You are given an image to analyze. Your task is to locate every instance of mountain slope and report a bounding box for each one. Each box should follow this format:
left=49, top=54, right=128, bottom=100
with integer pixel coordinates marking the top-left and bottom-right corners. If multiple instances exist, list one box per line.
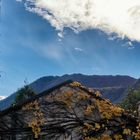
left=30, top=74, right=136, bottom=103
left=0, top=74, right=137, bottom=110
left=31, top=74, right=136, bottom=92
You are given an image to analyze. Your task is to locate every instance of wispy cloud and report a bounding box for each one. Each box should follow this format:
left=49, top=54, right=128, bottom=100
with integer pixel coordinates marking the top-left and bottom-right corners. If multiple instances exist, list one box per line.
left=16, top=0, right=22, bottom=2
left=41, top=44, right=63, bottom=60
left=122, top=41, right=135, bottom=49
left=74, top=47, right=83, bottom=52
left=17, top=0, right=140, bottom=42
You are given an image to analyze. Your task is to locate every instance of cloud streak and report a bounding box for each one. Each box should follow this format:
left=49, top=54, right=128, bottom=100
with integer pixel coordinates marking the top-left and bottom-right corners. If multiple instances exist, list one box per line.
left=18, top=0, right=140, bottom=41
left=74, top=47, right=83, bottom=52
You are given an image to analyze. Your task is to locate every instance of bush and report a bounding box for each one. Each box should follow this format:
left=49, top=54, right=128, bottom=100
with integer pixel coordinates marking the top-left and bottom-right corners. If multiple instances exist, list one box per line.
left=120, top=87, right=140, bottom=111
left=14, top=85, right=36, bottom=104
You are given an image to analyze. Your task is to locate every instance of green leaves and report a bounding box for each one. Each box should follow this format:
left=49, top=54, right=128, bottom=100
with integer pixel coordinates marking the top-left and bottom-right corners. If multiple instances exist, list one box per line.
left=14, top=85, right=36, bottom=104
left=120, top=87, right=140, bottom=111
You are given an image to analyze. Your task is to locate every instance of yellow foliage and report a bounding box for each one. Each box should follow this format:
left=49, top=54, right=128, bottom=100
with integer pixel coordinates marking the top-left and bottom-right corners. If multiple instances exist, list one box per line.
left=70, top=81, right=82, bottom=87
left=77, top=92, right=90, bottom=100
left=100, top=134, right=112, bottom=140
left=133, top=123, right=140, bottom=139
left=85, top=105, right=95, bottom=116
left=95, top=91, right=101, bottom=97
left=123, top=128, right=131, bottom=135
left=113, top=134, right=123, bottom=140
left=55, top=89, right=90, bottom=109
left=55, top=90, right=74, bottom=108
left=84, top=123, right=94, bottom=130
left=95, top=123, right=100, bottom=130
left=22, top=100, right=45, bottom=138
left=95, top=99, right=124, bottom=119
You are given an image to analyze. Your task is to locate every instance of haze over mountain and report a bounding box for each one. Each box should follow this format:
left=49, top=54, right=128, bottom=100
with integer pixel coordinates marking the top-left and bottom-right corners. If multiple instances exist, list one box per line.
left=0, top=74, right=137, bottom=111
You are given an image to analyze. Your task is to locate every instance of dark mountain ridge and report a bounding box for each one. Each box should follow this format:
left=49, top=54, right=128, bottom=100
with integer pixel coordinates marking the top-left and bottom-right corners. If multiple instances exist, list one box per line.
left=0, top=74, right=137, bottom=110
left=31, top=74, right=136, bottom=92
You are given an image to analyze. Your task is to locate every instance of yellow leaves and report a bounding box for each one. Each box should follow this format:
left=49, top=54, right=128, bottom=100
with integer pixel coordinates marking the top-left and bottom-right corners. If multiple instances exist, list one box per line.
left=95, top=123, right=100, bottom=130
left=100, top=134, right=112, bottom=140
left=95, top=91, right=101, bottom=97
left=110, top=106, right=124, bottom=117
left=113, top=134, right=123, bottom=140
left=22, top=100, right=39, bottom=111
left=95, top=99, right=124, bottom=119
left=77, top=92, right=90, bottom=100
left=102, top=112, right=112, bottom=120
left=28, top=119, right=41, bottom=138
left=133, top=123, right=140, bottom=139
left=70, top=81, right=82, bottom=87
left=136, top=123, right=140, bottom=129
left=133, top=131, right=140, bottom=140
left=55, top=90, right=73, bottom=108
left=123, top=128, right=131, bottom=135
left=95, top=100, right=112, bottom=119
left=84, top=123, right=94, bottom=130
left=88, top=88, right=94, bottom=93
left=55, top=88, right=90, bottom=109
left=22, top=100, right=45, bottom=138
left=85, top=105, right=95, bottom=116
left=83, top=122, right=101, bottom=135
left=83, top=124, right=92, bottom=135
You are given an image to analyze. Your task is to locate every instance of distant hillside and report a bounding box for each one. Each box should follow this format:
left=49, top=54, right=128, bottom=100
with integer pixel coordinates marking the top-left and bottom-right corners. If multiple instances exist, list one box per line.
left=31, top=74, right=136, bottom=103
left=0, top=74, right=137, bottom=110
left=31, top=74, right=136, bottom=92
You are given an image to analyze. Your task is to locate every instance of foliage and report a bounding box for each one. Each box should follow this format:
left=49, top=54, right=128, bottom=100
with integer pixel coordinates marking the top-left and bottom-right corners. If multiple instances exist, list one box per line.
left=120, top=87, right=140, bottom=112
left=22, top=100, right=45, bottom=138
left=14, top=85, right=36, bottom=105
left=20, top=81, right=140, bottom=140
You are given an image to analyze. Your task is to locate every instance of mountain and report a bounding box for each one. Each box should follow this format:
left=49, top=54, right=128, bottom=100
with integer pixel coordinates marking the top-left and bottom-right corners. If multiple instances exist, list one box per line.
left=30, top=74, right=136, bottom=103
left=0, top=74, right=137, bottom=110
left=31, top=74, right=136, bottom=92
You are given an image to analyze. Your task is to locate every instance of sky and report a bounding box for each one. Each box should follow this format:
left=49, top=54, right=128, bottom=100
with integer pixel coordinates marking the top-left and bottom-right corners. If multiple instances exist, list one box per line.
left=1, top=0, right=140, bottom=96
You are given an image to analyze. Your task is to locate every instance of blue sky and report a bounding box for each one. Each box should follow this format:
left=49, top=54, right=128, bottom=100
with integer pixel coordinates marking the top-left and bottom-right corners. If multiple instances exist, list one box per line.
left=1, top=0, right=140, bottom=96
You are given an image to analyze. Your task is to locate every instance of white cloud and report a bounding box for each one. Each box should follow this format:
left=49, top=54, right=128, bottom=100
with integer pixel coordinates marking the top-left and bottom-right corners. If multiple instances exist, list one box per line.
left=17, top=0, right=140, bottom=42
left=122, top=41, right=135, bottom=49
left=128, top=41, right=133, bottom=46
left=74, top=47, right=83, bottom=52
left=0, top=96, right=6, bottom=101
